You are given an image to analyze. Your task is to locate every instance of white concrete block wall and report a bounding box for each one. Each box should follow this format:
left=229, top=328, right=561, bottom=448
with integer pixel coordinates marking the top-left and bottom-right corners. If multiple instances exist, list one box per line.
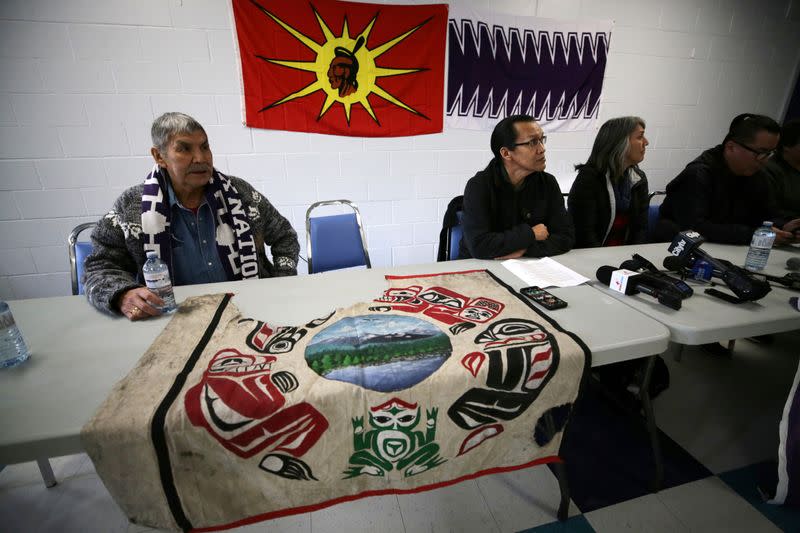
left=0, top=0, right=798, bottom=299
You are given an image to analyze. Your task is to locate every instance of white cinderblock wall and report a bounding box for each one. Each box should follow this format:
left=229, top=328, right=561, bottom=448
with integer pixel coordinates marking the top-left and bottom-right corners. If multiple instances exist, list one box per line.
left=1, top=0, right=798, bottom=299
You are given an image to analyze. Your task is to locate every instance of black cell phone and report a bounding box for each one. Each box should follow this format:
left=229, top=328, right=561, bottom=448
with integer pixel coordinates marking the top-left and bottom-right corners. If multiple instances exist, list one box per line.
left=704, top=288, right=745, bottom=304
left=520, top=286, right=567, bottom=310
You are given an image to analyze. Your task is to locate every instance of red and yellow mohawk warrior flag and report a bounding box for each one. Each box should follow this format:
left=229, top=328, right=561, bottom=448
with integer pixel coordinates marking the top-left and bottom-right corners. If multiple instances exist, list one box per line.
left=232, top=0, right=448, bottom=137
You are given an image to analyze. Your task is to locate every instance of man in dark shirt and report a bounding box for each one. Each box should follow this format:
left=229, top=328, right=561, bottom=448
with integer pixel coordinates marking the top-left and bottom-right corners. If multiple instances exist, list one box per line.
left=764, top=119, right=800, bottom=221
left=656, top=113, right=800, bottom=244
left=459, top=114, right=574, bottom=259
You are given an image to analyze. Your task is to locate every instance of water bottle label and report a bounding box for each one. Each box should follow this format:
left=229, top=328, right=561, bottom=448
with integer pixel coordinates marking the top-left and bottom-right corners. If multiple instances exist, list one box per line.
left=750, top=234, right=775, bottom=248
left=144, top=272, right=171, bottom=290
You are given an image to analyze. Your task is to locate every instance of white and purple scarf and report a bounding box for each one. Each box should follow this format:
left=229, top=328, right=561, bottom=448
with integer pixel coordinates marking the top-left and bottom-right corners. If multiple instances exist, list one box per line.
left=140, top=165, right=260, bottom=281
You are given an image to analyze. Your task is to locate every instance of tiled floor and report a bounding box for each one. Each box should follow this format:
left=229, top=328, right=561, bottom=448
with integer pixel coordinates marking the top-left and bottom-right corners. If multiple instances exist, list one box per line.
left=2, top=331, right=799, bottom=533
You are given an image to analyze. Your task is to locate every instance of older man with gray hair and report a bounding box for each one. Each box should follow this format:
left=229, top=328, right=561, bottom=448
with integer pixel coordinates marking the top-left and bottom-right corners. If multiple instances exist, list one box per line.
left=84, top=112, right=299, bottom=320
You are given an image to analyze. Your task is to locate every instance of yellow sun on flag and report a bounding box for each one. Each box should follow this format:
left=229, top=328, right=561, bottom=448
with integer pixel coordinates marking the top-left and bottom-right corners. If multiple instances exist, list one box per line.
left=251, top=1, right=431, bottom=125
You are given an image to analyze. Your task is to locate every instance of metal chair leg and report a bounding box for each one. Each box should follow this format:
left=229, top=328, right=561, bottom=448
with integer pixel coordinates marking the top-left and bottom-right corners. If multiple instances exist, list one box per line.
left=36, top=458, right=57, bottom=488
left=638, top=355, right=663, bottom=492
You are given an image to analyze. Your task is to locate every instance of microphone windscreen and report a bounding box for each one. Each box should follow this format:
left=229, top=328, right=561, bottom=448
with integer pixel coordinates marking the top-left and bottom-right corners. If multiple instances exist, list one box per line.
left=663, top=255, right=689, bottom=271
left=596, top=265, right=638, bottom=295
left=787, top=257, right=800, bottom=271
left=595, top=265, right=617, bottom=285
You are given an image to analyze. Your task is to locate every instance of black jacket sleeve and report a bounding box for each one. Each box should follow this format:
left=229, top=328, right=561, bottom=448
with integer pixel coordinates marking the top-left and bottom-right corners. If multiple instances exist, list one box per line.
left=524, top=174, right=575, bottom=257
left=668, top=167, right=754, bottom=245
left=568, top=169, right=604, bottom=248
left=462, top=176, right=535, bottom=259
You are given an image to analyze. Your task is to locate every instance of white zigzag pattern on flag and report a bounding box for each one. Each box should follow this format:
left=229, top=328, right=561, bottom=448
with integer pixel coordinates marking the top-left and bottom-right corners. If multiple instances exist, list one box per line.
left=447, top=86, right=599, bottom=121
left=448, top=18, right=610, bottom=64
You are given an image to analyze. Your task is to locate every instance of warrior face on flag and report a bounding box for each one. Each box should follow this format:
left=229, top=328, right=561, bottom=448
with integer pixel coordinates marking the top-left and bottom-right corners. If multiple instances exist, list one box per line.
left=328, top=37, right=364, bottom=97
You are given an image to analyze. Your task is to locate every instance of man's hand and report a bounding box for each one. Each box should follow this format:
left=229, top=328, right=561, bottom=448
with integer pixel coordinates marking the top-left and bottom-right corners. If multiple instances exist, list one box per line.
left=495, top=248, right=526, bottom=260
left=774, top=224, right=798, bottom=246
left=781, top=218, right=800, bottom=237
left=532, top=223, right=549, bottom=241
left=117, top=287, right=164, bottom=321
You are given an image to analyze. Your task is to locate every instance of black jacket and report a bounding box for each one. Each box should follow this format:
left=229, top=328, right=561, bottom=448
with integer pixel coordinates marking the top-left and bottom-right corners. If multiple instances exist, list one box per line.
left=459, top=158, right=574, bottom=259
left=764, top=154, right=800, bottom=220
left=567, top=165, right=649, bottom=248
left=658, top=146, right=783, bottom=244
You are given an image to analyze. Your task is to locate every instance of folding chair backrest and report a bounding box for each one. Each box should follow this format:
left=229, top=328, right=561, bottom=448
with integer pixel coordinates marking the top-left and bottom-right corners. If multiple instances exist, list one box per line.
left=306, top=200, right=371, bottom=274
left=68, top=222, right=96, bottom=295
left=647, top=191, right=666, bottom=242
left=446, top=211, right=464, bottom=261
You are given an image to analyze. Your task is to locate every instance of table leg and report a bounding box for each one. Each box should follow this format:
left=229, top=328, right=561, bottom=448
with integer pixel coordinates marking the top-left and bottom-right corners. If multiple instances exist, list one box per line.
left=36, top=458, right=57, bottom=488
left=673, top=342, right=684, bottom=362
left=552, top=460, right=570, bottom=521
left=543, top=411, right=570, bottom=520
left=639, top=355, right=664, bottom=492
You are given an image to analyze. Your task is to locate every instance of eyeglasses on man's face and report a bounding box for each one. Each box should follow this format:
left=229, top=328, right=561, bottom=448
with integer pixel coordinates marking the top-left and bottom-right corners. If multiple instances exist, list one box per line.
left=733, top=140, right=775, bottom=161
left=513, top=136, right=547, bottom=149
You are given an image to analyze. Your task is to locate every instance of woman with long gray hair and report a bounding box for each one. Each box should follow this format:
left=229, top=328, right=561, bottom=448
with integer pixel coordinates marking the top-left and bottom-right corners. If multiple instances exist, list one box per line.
left=568, top=116, right=650, bottom=247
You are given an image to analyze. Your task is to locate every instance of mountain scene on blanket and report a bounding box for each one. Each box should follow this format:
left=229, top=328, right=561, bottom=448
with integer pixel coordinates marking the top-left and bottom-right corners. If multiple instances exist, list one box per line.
left=305, top=315, right=452, bottom=392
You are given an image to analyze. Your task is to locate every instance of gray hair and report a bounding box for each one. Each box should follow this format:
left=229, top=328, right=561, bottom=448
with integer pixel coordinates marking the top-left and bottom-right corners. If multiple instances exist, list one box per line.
left=575, top=116, right=646, bottom=181
left=151, top=112, right=206, bottom=154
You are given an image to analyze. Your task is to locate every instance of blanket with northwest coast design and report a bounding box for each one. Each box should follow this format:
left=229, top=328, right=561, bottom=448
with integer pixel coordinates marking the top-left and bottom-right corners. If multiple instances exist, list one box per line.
left=82, top=270, right=590, bottom=531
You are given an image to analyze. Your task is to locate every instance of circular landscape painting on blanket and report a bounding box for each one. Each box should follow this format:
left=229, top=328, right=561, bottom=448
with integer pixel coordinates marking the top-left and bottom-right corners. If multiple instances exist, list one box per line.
left=304, top=315, right=452, bottom=392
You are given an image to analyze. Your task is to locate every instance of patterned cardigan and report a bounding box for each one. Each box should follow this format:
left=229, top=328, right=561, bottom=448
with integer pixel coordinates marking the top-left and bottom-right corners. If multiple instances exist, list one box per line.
left=83, top=175, right=299, bottom=315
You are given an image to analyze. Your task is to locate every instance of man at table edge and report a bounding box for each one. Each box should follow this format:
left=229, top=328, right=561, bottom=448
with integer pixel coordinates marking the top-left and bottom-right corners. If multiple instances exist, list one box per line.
left=655, top=113, right=800, bottom=245
left=459, top=114, right=575, bottom=260
left=83, top=112, right=299, bottom=321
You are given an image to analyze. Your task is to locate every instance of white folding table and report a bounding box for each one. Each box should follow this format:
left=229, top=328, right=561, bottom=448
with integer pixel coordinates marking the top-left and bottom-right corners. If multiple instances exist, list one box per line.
left=0, top=259, right=670, bottom=488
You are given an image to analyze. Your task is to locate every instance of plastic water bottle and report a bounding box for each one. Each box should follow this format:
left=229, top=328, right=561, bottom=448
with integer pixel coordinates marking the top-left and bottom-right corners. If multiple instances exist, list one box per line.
left=0, top=301, right=30, bottom=368
left=142, top=251, right=177, bottom=313
left=744, top=221, right=776, bottom=272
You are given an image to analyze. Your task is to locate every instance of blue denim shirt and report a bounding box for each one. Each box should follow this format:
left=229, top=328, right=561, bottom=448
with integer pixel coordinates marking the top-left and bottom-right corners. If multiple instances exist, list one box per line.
left=167, top=182, right=229, bottom=286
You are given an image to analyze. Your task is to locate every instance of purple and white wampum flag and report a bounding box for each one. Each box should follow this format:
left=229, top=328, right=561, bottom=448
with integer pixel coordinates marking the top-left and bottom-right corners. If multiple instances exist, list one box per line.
left=446, top=8, right=613, bottom=132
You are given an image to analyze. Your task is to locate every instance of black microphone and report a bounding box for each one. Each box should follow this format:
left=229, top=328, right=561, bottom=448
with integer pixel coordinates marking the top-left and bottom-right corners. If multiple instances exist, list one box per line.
left=663, top=255, right=725, bottom=279
left=788, top=257, right=800, bottom=271
left=620, top=255, right=693, bottom=298
left=620, top=253, right=659, bottom=273
left=756, top=272, right=800, bottom=291
left=596, top=265, right=683, bottom=310
left=667, top=230, right=771, bottom=301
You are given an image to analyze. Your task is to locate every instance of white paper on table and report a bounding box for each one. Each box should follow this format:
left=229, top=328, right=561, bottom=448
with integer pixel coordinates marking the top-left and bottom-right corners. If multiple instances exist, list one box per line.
left=501, top=257, right=590, bottom=288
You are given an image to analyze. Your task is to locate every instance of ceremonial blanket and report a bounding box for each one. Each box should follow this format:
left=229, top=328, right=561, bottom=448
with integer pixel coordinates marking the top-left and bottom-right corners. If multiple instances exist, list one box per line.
left=82, top=270, right=589, bottom=531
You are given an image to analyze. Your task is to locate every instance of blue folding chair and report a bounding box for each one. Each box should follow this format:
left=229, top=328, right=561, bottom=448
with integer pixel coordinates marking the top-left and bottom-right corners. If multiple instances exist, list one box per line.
left=445, top=211, right=464, bottom=261
left=68, top=222, right=96, bottom=295
left=305, top=200, right=371, bottom=274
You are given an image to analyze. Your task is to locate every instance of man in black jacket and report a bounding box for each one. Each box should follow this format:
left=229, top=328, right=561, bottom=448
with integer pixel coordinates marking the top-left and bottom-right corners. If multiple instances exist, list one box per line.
left=656, top=113, right=800, bottom=244
left=459, top=115, right=574, bottom=259
left=764, top=119, right=800, bottom=221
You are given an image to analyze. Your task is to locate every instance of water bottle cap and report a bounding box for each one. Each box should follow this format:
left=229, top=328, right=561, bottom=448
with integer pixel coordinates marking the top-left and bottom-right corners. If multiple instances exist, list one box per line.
left=762, top=221, right=773, bottom=227
left=146, top=250, right=157, bottom=258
